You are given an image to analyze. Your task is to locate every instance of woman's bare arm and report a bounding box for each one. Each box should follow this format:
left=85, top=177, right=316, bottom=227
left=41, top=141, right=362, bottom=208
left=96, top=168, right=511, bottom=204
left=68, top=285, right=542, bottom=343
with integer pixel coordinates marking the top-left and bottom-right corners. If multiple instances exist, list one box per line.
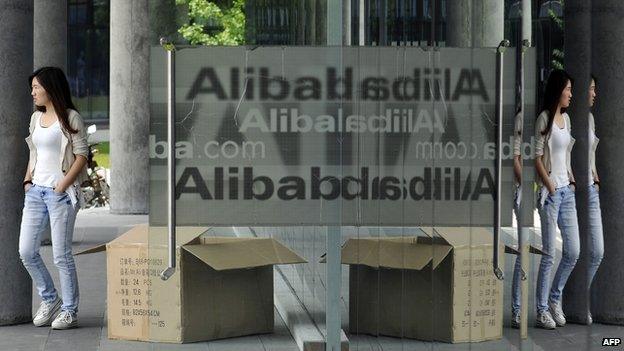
left=54, top=155, right=87, bottom=192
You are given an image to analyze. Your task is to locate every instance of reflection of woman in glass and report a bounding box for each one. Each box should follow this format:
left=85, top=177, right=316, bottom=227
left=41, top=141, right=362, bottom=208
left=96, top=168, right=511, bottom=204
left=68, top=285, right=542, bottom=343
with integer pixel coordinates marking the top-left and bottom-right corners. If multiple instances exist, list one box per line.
left=534, top=69, right=579, bottom=329
left=510, top=110, right=523, bottom=329
left=19, top=67, right=88, bottom=329
left=585, top=75, right=603, bottom=325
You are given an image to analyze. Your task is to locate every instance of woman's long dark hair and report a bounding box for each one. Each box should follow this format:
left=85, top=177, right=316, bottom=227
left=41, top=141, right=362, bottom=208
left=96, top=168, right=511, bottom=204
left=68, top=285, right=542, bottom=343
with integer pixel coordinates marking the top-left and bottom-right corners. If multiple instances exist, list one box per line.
left=29, top=67, right=78, bottom=134
left=540, top=69, right=573, bottom=135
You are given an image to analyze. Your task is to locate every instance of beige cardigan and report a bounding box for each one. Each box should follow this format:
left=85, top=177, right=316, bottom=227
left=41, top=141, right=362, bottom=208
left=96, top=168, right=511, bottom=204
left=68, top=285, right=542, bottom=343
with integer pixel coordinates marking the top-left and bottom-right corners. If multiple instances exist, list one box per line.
left=25, top=109, right=89, bottom=207
left=589, top=112, right=600, bottom=182
left=534, top=110, right=575, bottom=188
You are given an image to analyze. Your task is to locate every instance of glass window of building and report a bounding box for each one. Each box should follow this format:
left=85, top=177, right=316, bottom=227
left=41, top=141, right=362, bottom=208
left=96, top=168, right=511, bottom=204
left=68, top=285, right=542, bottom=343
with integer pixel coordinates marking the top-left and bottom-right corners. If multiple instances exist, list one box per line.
left=68, top=0, right=110, bottom=123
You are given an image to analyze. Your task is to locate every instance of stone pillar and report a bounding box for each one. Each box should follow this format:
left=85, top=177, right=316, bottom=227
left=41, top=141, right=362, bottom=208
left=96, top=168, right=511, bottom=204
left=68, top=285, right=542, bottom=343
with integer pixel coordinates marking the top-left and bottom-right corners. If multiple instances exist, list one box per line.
left=587, top=0, right=624, bottom=325
left=34, top=0, right=67, bottom=244
left=446, top=0, right=504, bottom=48
left=522, top=0, right=532, bottom=45
left=34, top=0, right=67, bottom=72
left=0, top=0, right=34, bottom=325
left=446, top=0, right=472, bottom=47
left=316, top=0, right=327, bottom=45
left=342, top=0, right=351, bottom=45
left=562, top=0, right=592, bottom=324
left=358, top=0, right=365, bottom=45
left=109, top=0, right=150, bottom=214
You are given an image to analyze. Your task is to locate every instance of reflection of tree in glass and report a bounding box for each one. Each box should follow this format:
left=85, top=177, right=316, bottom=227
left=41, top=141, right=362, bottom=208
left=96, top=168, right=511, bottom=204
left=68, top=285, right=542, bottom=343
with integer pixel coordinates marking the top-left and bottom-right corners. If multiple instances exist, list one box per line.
left=546, top=0, right=564, bottom=69
left=176, top=0, right=246, bottom=45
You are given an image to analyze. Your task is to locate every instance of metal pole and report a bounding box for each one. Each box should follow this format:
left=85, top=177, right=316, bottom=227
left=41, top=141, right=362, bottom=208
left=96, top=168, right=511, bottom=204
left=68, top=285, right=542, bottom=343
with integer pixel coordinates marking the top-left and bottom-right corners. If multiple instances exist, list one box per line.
left=343, top=0, right=351, bottom=45
left=359, top=0, right=365, bottom=45
left=379, top=0, right=387, bottom=45
left=160, top=37, right=176, bottom=281
left=327, top=0, right=342, bottom=45
left=326, top=2, right=343, bottom=349
left=517, top=38, right=531, bottom=282
left=494, top=39, right=510, bottom=281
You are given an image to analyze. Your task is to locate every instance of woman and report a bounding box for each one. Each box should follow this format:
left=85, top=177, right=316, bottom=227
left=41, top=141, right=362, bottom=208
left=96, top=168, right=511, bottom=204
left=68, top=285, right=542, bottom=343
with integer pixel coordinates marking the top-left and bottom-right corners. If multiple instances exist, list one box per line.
left=510, top=109, right=524, bottom=329
left=19, top=67, right=88, bottom=329
left=534, top=69, right=580, bottom=329
left=586, top=75, right=603, bottom=325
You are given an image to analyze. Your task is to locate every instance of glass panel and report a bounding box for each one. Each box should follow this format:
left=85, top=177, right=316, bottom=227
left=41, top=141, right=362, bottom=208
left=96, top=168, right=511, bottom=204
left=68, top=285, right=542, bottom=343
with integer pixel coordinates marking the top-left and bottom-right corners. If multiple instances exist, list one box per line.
left=144, top=1, right=532, bottom=350
left=68, top=0, right=110, bottom=122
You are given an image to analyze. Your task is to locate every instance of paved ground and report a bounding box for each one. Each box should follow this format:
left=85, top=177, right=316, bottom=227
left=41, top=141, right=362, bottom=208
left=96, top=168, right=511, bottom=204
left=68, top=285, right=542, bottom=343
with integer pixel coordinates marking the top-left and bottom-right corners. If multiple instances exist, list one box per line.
left=0, top=208, right=297, bottom=351
left=1, top=208, right=622, bottom=351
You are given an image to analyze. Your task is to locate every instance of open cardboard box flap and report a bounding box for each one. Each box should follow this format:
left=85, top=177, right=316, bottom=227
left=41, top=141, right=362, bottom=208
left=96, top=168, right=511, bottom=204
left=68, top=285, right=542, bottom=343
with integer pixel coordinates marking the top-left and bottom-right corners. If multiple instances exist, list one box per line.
left=424, top=227, right=494, bottom=247
left=504, top=245, right=521, bottom=255
left=75, top=224, right=210, bottom=255
left=330, top=236, right=453, bottom=270
left=183, top=237, right=307, bottom=270
left=324, top=227, right=509, bottom=270
left=504, top=244, right=546, bottom=255
left=430, top=227, right=546, bottom=256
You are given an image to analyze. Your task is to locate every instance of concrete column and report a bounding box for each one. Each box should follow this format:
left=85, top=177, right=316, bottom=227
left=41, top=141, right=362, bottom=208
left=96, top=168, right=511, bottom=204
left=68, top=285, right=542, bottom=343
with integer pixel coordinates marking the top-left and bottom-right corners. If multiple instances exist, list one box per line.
left=472, top=0, right=504, bottom=47
left=446, top=0, right=472, bottom=47
left=561, top=0, right=592, bottom=324
left=34, top=0, right=67, bottom=244
left=316, top=0, right=327, bottom=45
left=0, top=0, right=34, bottom=325
left=327, top=0, right=341, bottom=45
left=446, top=0, right=504, bottom=48
left=342, top=0, right=351, bottom=45
left=305, top=0, right=317, bottom=45
left=587, top=0, right=624, bottom=325
left=34, top=0, right=67, bottom=72
left=358, top=0, right=365, bottom=45
left=109, top=0, right=149, bottom=214
left=522, top=0, right=532, bottom=45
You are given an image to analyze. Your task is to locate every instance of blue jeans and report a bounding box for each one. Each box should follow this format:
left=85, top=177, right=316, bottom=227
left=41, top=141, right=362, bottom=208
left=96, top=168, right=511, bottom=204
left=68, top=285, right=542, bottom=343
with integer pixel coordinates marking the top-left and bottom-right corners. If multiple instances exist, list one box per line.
left=511, top=187, right=526, bottom=314
left=511, top=193, right=524, bottom=315
left=19, top=184, right=80, bottom=313
left=587, top=184, right=604, bottom=290
left=536, top=184, right=580, bottom=313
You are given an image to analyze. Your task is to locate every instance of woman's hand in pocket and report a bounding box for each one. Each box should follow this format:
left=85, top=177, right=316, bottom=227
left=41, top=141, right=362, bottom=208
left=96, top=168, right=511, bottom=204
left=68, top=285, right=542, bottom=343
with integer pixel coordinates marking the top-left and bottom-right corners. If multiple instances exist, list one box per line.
left=53, top=181, right=69, bottom=193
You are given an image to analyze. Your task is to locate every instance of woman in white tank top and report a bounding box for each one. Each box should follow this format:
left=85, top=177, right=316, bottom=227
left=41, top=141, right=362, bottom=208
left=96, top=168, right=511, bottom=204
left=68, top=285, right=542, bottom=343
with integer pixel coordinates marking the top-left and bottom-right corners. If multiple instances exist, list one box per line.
left=584, top=75, right=603, bottom=325
left=533, top=69, right=580, bottom=330
left=19, top=67, right=88, bottom=330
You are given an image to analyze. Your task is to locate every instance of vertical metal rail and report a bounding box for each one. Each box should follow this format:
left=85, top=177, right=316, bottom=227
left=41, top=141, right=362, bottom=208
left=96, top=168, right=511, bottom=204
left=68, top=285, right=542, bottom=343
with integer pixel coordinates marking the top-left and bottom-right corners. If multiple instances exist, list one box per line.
left=518, top=38, right=531, bottom=282
left=359, top=0, right=365, bottom=45
left=326, top=2, right=343, bottom=349
left=160, top=37, right=176, bottom=281
left=494, top=39, right=510, bottom=280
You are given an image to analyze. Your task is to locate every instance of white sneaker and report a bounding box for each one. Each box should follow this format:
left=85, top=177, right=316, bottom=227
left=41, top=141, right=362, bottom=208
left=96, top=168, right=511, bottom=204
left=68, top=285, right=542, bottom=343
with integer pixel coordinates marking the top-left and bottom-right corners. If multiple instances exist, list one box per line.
left=549, top=301, right=566, bottom=327
left=33, top=296, right=62, bottom=327
left=536, top=310, right=556, bottom=329
left=588, top=312, right=593, bottom=325
left=51, top=310, right=78, bottom=330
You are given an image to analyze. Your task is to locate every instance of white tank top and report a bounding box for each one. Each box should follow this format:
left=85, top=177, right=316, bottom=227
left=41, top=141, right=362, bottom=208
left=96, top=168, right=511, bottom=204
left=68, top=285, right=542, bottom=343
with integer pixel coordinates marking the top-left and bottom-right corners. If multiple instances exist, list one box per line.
left=32, top=115, right=64, bottom=188
left=550, top=118, right=570, bottom=188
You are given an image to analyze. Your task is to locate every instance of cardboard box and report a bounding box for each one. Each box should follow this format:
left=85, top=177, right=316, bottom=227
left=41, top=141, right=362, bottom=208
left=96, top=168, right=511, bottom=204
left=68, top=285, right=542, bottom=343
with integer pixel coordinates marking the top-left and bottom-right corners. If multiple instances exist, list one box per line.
left=76, top=224, right=306, bottom=343
left=345, top=227, right=511, bottom=343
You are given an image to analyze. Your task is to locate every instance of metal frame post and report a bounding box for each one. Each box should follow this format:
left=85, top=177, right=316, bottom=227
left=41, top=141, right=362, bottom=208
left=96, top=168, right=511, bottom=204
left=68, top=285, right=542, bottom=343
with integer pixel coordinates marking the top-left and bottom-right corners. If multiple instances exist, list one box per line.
left=494, top=39, right=510, bottom=280
left=326, top=2, right=343, bottom=350
left=160, top=37, right=176, bottom=281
